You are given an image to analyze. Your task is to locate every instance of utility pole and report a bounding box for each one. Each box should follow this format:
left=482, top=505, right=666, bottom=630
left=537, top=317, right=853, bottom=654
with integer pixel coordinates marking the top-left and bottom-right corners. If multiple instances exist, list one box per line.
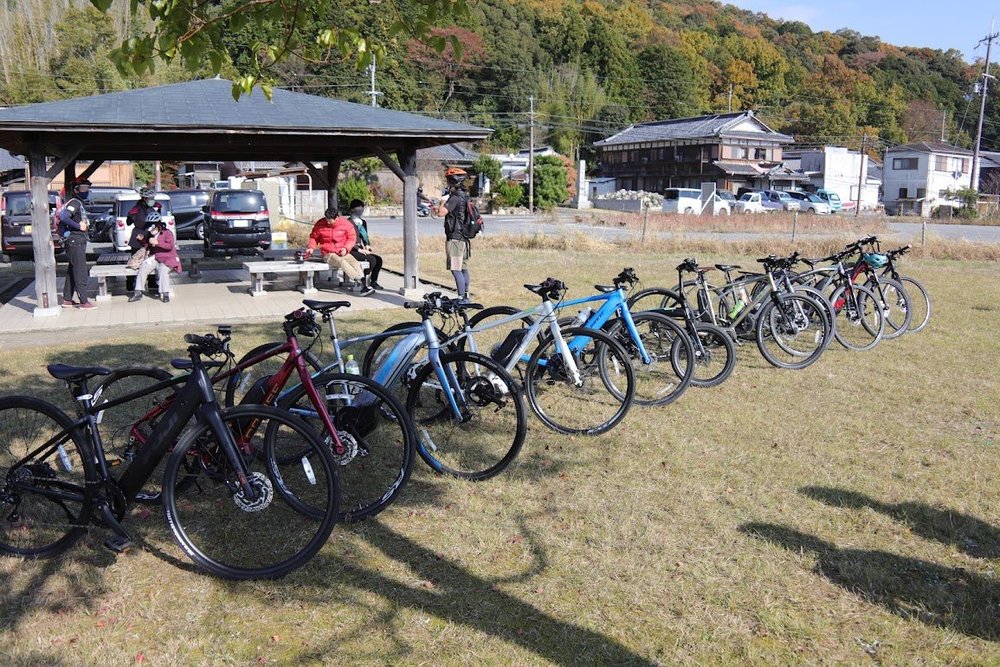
left=855, top=135, right=867, bottom=218
left=971, top=24, right=999, bottom=191
left=528, top=95, right=535, bottom=214
left=367, top=62, right=381, bottom=107
left=941, top=109, right=947, bottom=142
left=727, top=84, right=733, bottom=113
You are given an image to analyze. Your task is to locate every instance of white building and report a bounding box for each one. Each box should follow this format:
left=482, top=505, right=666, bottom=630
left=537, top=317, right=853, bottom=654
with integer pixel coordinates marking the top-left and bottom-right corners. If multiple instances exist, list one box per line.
left=882, top=141, right=972, bottom=217
left=489, top=146, right=560, bottom=181
left=790, top=146, right=881, bottom=210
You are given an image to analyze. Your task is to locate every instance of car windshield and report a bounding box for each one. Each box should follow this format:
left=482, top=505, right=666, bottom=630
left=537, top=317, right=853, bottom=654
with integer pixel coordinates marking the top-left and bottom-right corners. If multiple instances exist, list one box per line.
left=774, top=192, right=792, bottom=201
left=806, top=194, right=824, bottom=203
left=827, top=192, right=841, bottom=202
left=738, top=193, right=753, bottom=201
left=115, top=198, right=172, bottom=218
left=214, top=191, right=265, bottom=213
left=5, top=194, right=31, bottom=215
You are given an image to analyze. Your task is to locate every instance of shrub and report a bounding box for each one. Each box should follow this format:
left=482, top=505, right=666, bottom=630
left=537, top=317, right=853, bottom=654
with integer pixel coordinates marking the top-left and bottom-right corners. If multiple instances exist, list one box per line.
left=472, top=154, right=502, bottom=186
left=338, top=176, right=371, bottom=211
left=532, top=155, right=568, bottom=209
left=492, top=179, right=524, bottom=209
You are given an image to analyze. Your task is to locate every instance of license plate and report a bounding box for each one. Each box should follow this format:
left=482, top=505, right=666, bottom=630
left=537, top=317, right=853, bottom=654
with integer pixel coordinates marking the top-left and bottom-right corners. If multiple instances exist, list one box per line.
left=232, top=220, right=250, bottom=228
left=23, top=225, right=31, bottom=234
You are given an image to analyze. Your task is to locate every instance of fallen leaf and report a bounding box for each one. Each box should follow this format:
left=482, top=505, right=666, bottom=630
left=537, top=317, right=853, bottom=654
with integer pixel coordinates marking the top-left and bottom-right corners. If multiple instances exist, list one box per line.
left=135, top=653, right=145, bottom=663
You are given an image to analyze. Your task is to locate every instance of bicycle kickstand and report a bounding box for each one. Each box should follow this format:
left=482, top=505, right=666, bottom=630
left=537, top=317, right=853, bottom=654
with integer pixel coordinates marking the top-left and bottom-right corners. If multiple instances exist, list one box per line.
left=96, top=501, right=134, bottom=553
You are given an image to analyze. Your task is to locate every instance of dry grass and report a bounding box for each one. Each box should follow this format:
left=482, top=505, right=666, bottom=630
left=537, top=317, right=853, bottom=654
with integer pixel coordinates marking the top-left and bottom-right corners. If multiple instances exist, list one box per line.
left=0, top=247, right=998, bottom=665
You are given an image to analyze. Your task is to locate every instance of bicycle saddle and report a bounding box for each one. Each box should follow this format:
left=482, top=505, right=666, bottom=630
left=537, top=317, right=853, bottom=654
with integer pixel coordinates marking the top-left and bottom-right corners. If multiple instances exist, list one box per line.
left=170, top=358, right=227, bottom=370
left=593, top=284, right=617, bottom=294
left=303, top=299, right=351, bottom=313
left=47, top=363, right=111, bottom=381
left=801, top=257, right=823, bottom=267
left=715, top=263, right=741, bottom=272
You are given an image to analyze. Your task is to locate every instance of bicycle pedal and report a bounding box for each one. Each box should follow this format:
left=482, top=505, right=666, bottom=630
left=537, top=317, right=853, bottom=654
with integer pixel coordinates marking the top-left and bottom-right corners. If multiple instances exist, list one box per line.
left=103, top=535, right=133, bottom=553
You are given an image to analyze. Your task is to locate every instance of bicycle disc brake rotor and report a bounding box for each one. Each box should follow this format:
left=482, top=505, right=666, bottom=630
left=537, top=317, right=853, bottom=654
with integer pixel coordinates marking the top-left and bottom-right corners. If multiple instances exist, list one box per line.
left=332, top=430, right=360, bottom=465
left=233, top=471, right=274, bottom=512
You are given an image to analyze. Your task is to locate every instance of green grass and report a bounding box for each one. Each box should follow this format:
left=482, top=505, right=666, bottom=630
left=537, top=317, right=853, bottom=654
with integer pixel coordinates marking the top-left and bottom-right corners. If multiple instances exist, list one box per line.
left=0, top=249, right=997, bottom=665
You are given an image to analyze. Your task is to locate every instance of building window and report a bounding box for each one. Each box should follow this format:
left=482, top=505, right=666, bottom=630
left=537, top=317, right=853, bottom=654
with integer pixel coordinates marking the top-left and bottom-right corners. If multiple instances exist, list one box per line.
left=935, top=156, right=969, bottom=173
left=754, top=148, right=768, bottom=160
left=731, top=146, right=749, bottom=159
left=893, top=157, right=918, bottom=170
left=916, top=188, right=926, bottom=198
left=899, top=187, right=908, bottom=198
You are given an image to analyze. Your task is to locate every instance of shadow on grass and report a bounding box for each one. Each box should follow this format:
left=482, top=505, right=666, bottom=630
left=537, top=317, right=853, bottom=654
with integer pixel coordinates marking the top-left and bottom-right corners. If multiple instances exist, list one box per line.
left=801, top=486, right=1000, bottom=559
left=288, top=520, right=657, bottom=665
left=740, top=522, right=1000, bottom=642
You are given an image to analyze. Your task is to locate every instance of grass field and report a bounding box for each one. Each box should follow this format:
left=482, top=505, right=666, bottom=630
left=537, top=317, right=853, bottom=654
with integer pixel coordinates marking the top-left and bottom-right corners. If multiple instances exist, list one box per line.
left=0, top=245, right=997, bottom=665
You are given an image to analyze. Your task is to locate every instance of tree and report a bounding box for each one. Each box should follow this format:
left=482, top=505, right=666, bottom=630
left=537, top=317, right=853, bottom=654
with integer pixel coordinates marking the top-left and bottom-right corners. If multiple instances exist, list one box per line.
left=89, top=0, right=473, bottom=98
left=471, top=154, right=502, bottom=186
left=532, top=154, right=568, bottom=209
left=639, top=43, right=700, bottom=119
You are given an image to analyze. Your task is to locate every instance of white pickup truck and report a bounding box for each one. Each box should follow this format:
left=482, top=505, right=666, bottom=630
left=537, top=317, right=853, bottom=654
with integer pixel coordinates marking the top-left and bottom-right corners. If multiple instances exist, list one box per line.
left=734, top=192, right=771, bottom=214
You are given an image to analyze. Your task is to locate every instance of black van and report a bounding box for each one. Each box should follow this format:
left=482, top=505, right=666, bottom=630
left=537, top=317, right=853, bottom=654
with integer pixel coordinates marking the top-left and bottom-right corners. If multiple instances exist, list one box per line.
left=168, top=189, right=210, bottom=240
left=1, top=190, right=64, bottom=259
left=203, top=189, right=272, bottom=256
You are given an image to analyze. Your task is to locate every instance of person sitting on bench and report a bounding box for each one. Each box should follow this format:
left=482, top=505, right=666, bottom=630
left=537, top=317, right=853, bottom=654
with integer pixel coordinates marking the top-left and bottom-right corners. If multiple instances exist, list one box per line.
left=303, top=207, right=373, bottom=296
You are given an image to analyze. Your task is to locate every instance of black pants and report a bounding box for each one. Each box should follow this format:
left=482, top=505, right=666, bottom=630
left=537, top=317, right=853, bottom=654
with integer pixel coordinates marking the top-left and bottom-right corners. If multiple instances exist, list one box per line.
left=62, top=233, right=90, bottom=304
left=350, top=249, right=382, bottom=284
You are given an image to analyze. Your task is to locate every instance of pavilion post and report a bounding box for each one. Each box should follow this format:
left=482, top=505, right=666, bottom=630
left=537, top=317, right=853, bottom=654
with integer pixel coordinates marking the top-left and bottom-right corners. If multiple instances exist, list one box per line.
left=400, top=146, right=419, bottom=295
left=28, top=148, right=60, bottom=316
left=326, top=159, right=341, bottom=213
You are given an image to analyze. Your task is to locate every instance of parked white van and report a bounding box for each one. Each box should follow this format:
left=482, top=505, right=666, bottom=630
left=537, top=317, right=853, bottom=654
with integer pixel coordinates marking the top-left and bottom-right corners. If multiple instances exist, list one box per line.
left=662, top=188, right=732, bottom=215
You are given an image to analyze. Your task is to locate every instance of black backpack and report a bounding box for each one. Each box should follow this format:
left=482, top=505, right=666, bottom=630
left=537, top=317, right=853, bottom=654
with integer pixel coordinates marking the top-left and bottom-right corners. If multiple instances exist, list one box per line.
left=459, top=198, right=484, bottom=239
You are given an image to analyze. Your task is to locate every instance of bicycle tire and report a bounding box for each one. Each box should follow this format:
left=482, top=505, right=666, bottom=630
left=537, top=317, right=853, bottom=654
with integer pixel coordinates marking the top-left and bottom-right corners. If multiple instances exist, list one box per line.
left=831, top=284, right=885, bottom=351
left=686, top=322, right=737, bottom=388
left=162, top=404, right=339, bottom=580
left=406, top=351, right=526, bottom=480
left=867, top=277, right=912, bottom=340
left=278, top=372, right=415, bottom=522
left=755, top=293, right=832, bottom=370
left=525, top=326, right=635, bottom=435
left=601, top=312, right=694, bottom=406
left=224, top=342, right=323, bottom=407
left=897, top=275, right=931, bottom=333
left=0, top=395, right=95, bottom=558
left=626, top=287, right=684, bottom=314
left=93, top=367, right=178, bottom=505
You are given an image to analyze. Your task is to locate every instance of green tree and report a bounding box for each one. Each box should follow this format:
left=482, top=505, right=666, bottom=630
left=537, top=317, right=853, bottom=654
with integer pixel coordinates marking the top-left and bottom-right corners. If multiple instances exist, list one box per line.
left=640, top=43, right=699, bottom=119
left=532, top=155, right=568, bottom=209
left=471, top=154, right=502, bottom=186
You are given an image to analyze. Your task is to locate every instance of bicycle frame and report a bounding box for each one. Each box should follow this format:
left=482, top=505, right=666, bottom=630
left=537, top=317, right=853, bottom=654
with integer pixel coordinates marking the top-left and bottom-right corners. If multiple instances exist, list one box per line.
left=556, top=288, right=653, bottom=365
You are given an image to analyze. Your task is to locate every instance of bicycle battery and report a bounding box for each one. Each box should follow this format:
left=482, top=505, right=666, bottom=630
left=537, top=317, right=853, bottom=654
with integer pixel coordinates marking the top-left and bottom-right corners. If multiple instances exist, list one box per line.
left=491, top=328, right=528, bottom=363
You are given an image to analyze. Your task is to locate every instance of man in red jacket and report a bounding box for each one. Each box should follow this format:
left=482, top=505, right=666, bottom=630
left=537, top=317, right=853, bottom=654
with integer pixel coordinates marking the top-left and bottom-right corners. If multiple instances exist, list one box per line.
left=304, top=207, right=373, bottom=295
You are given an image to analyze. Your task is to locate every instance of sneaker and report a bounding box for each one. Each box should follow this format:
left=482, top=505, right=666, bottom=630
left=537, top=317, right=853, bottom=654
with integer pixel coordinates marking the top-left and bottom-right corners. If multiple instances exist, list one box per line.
left=128, top=292, right=143, bottom=303
left=61, top=300, right=75, bottom=308
left=162, top=293, right=171, bottom=303
left=356, top=281, right=374, bottom=296
left=78, top=301, right=96, bottom=310
left=370, top=282, right=384, bottom=290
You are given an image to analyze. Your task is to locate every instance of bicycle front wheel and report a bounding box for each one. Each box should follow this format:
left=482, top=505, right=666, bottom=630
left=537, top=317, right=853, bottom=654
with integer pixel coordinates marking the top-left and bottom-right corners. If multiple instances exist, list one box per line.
left=601, top=312, right=694, bottom=406
left=868, top=278, right=912, bottom=340
left=162, top=405, right=339, bottom=580
left=831, top=284, right=885, bottom=351
left=279, top=372, right=415, bottom=522
left=0, top=396, right=95, bottom=558
left=687, top=322, right=737, bottom=388
left=755, top=294, right=832, bottom=370
left=406, top=351, right=526, bottom=480
left=525, top=326, right=635, bottom=435
left=897, top=275, right=931, bottom=333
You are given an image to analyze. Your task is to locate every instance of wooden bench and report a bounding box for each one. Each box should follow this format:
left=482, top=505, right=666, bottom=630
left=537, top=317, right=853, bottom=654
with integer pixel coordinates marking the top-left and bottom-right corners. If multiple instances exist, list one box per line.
left=90, top=264, right=138, bottom=302
left=96, top=249, right=203, bottom=278
left=243, top=260, right=330, bottom=296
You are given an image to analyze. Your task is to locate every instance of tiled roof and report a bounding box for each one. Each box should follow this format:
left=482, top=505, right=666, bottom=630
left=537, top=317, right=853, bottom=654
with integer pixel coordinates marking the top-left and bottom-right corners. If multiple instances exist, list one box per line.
left=0, top=147, right=23, bottom=171
left=713, top=160, right=764, bottom=176
left=886, top=141, right=972, bottom=155
left=417, top=144, right=479, bottom=162
left=596, top=111, right=793, bottom=147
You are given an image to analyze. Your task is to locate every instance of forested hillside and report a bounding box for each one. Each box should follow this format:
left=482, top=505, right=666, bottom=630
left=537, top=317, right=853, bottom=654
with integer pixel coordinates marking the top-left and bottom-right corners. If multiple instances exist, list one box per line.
left=1, top=0, right=994, bottom=160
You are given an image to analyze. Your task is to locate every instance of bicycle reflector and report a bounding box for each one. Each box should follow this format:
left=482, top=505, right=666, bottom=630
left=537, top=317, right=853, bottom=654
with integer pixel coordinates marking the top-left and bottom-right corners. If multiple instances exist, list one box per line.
left=862, top=252, right=888, bottom=269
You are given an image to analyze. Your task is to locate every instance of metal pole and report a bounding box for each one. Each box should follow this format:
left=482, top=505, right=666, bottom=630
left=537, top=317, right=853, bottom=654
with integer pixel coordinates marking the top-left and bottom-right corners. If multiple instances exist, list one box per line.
left=528, top=95, right=535, bottom=214
left=641, top=202, right=649, bottom=243
left=855, top=135, right=866, bottom=217
left=791, top=209, right=797, bottom=242
left=921, top=220, right=926, bottom=247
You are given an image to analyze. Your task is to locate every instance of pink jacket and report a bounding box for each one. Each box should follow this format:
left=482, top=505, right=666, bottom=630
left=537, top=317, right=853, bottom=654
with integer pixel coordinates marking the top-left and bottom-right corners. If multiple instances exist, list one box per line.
left=306, top=216, right=356, bottom=255
left=149, top=228, right=181, bottom=273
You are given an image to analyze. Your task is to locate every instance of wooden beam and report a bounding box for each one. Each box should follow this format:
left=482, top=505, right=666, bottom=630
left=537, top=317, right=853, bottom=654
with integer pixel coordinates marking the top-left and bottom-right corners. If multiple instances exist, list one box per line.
left=77, top=159, right=105, bottom=181
left=400, top=145, right=419, bottom=295
left=327, top=159, right=341, bottom=213
left=44, top=148, right=81, bottom=180
left=302, top=161, right=329, bottom=190
left=28, top=149, right=60, bottom=316
left=374, top=147, right=405, bottom=181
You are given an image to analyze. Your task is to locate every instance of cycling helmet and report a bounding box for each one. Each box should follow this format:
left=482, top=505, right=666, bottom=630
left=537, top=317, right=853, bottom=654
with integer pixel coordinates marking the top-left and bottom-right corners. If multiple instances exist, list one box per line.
left=862, top=252, right=888, bottom=269
left=139, top=186, right=155, bottom=198
left=72, top=178, right=91, bottom=190
left=145, top=210, right=162, bottom=224
left=445, top=167, right=468, bottom=185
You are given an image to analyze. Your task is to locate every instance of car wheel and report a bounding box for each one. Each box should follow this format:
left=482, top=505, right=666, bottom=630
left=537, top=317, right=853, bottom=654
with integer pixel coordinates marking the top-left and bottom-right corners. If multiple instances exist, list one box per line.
left=720, top=207, right=730, bottom=215
left=683, top=207, right=694, bottom=214
left=195, top=222, right=205, bottom=241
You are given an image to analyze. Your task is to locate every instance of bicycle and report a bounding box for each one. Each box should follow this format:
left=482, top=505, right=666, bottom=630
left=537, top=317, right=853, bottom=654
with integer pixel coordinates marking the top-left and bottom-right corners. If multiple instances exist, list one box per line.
left=859, top=239, right=931, bottom=333
left=0, top=331, right=339, bottom=580
left=94, top=305, right=414, bottom=524
left=459, top=269, right=695, bottom=406
left=627, top=259, right=737, bottom=387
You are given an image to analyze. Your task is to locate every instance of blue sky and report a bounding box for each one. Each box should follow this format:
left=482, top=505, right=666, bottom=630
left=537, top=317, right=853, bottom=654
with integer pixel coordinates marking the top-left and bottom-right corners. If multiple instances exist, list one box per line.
left=724, top=1, right=994, bottom=63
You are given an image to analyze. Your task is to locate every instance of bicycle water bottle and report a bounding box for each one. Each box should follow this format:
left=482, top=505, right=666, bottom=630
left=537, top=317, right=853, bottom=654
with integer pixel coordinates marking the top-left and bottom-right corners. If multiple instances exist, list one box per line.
left=727, top=299, right=746, bottom=319
left=572, top=307, right=593, bottom=327
left=57, top=444, right=73, bottom=472
left=344, top=354, right=360, bottom=375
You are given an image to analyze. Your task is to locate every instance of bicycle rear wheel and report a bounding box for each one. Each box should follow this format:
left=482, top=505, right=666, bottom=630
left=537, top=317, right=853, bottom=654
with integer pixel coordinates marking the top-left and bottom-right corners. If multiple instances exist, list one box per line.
left=755, top=293, right=832, bottom=370
left=162, top=405, right=339, bottom=580
left=601, top=312, right=694, bottom=406
left=0, top=396, right=95, bottom=558
left=686, top=322, right=737, bottom=388
left=406, top=351, right=526, bottom=480
left=831, top=284, right=885, bottom=351
left=525, top=326, right=635, bottom=435
left=867, top=278, right=912, bottom=340
left=279, top=372, right=415, bottom=522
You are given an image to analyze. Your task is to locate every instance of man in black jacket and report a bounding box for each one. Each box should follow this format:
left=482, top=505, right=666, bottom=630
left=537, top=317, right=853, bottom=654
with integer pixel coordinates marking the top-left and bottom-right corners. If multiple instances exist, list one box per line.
left=438, top=167, right=471, bottom=298
left=57, top=178, right=95, bottom=309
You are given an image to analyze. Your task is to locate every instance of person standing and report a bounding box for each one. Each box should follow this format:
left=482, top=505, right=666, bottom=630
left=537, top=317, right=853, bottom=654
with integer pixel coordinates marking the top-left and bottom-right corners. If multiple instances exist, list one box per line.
left=58, top=178, right=95, bottom=309
left=438, top=167, right=472, bottom=298
left=304, top=207, right=373, bottom=296
left=347, top=198, right=384, bottom=290
left=129, top=212, right=180, bottom=303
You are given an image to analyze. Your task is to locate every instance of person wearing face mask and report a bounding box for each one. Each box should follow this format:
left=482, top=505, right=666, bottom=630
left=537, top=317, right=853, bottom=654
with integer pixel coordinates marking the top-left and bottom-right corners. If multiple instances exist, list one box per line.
left=125, top=187, right=161, bottom=293
left=129, top=212, right=180, bottom=303
left=347, top=199, right=384, bottom=290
